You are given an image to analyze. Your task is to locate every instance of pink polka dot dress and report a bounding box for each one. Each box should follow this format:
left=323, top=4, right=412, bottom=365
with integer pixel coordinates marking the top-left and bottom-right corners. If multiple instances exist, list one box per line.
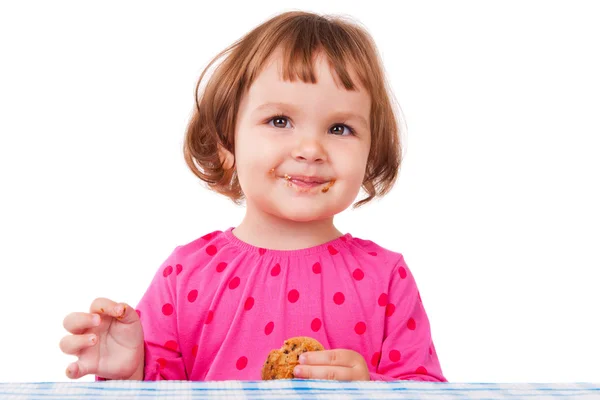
left=133, top=228, right=446, bottom=382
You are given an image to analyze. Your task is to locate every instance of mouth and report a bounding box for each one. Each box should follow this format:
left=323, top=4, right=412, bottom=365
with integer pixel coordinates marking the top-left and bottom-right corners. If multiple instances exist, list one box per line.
left=276, top=174, right=336, bottom=193
left=284, top=174, right=329, bottom=188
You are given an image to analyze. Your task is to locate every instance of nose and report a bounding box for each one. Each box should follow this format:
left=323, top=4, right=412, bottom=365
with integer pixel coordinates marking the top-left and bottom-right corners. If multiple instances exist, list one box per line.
left=291, top=136, right=327, bottom=163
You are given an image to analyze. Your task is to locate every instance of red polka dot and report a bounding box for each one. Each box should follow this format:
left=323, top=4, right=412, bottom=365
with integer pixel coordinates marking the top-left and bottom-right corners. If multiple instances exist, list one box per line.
left=311, top=318, right=322, bottom=332
left=162, top=303, right=173, bottom=316
left=378, top=293, right=388, bottom=307
left=157, top=358, right=167, bottom=369
left=236, top=356, right=248, bottom=370
left=327, top=245, right=338, bottom=255
left=244, top=297, right=254, bottom=311
left=188, top=290, right=198, bottom=303
left=264, top=321, right=274, bottom=335
left=389, top=350, right=401, bottom=362
left=333, top=292, right=345, bottom=305
left=228, top=276, right=240, bottom=289
left=368, top=252, right=377, bottom=256
left=163, top=266, right=173, bottom=277
left=206, top=245, right=217, bottom=256
left=353, top=269, right=364, bottom=281
left=165, top=340, right=178, bottom=351
left=205, top=310, right=214, bottom=324
left=416, top=366, right=428, bottom=374
left=312, top=262, right=321, bottom=274
left=429, top=347, right=433, bottom=355
left=355, top=322, right=366, bottom=335
left=340, top=236, right=347, bottom=242
left=399, top=267, right=407, bottom=279
left=371, top=352, right=381, bottom=367
left=176, top=264, right=183, bottom=275
left=407, top=318, right=416, bottom=330
left=192, top=345, right=198, bottom=357
left=288, top=289, right=299, bottom=303
left=201, top=232, right=213, bottom=241
left=135, top=310, right=141, bottom=318
left=259, top=248, right=266, bottom=256
left=271, top=263, right=281, bottom=276
left=216, top=262, right=227, bottom=273
left=386, top=303, right=396, bottom=317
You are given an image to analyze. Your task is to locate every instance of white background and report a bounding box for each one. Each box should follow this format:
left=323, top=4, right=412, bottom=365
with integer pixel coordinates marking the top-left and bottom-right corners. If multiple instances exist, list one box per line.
left=1, top=0, right=598, bottom=383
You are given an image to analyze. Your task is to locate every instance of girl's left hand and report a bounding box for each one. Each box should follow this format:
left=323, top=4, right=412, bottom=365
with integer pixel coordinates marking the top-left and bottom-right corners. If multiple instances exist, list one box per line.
left=293, top=349, right=370, bottom=381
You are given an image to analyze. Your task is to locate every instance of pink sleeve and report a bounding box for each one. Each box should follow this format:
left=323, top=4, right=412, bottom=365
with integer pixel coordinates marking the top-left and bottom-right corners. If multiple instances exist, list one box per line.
left=136, top=247, right=188, bottom=380
left=370, top=256, right=447, bottom=382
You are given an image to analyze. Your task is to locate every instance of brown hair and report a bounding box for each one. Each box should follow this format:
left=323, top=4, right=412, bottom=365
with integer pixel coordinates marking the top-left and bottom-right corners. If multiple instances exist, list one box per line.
left=183, top=10, right=403, bottom=208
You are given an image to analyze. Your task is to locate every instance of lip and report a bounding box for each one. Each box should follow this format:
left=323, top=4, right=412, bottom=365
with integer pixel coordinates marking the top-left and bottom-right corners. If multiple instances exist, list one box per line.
left=280, top=174, right=332, bottom=189
left=286, top=175, right=329, bottom=184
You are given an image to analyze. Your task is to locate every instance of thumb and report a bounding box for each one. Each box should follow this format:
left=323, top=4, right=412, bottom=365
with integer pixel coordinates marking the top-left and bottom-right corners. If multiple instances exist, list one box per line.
left=90, top=299, right=139, bottom=325
left=111, top=303, right=139, bottom=325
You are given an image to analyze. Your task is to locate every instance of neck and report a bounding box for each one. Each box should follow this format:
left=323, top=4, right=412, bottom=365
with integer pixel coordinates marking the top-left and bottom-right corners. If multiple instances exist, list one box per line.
left=232, top=203, right=343, bottom=250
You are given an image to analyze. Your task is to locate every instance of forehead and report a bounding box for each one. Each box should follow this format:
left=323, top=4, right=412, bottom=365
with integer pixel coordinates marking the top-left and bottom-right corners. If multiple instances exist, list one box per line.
left=245, top=50, right=371, bottom=116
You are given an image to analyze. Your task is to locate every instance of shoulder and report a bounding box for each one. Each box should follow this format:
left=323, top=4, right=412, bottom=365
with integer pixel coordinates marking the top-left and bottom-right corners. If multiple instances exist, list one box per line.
left=158, top=228, right=237, bottom=270
left=346, top=235, right=423, bottom=299
left=345, top=234, right=408, bottom=274
left=146, top=228, right=244, bottom=289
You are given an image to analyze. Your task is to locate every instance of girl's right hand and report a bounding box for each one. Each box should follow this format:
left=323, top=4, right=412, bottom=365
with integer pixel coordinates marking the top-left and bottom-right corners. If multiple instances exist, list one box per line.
left=60, top=298, right=144, bottom=380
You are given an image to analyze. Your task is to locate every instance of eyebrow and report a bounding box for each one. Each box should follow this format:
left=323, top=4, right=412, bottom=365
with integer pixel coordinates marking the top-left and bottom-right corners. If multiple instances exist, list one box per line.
left=253, top=102, right=369, bottom=129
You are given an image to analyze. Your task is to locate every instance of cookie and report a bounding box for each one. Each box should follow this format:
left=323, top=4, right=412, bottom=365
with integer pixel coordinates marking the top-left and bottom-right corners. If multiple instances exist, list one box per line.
left=261, top=337, right=325, bottom=380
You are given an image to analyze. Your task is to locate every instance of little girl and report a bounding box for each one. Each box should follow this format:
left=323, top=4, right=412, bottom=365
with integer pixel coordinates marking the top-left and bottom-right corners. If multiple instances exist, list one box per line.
left=60, top=10, right=446, bottom=382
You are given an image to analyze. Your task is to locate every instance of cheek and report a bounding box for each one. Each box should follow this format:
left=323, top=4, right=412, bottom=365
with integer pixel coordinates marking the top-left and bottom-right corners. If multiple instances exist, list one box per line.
left=235, top=132, right=262, bottom=166
left=234, top=136, right=281, bottom=190
left=347, top=164, right=368, bottom=190
left=336, top=149, right=369, bottom=185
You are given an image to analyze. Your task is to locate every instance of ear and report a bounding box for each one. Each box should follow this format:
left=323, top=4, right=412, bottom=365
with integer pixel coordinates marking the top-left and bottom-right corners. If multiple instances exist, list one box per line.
left=218, top=144, right=235, bottom=171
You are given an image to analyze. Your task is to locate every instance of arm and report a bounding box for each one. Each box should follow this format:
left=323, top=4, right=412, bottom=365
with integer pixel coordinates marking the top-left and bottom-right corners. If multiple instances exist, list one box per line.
left=135, top=247, right=188, bottom=380
left=370, top=255, right=446, bottom=382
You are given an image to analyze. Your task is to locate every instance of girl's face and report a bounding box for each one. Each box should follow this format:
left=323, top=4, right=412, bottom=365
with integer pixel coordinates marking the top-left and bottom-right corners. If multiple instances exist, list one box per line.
left=233, top=51, right=371, bottom=222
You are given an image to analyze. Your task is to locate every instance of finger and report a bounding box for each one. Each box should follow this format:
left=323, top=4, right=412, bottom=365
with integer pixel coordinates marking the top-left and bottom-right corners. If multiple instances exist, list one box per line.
left=90, top=298, right=138, bottom=324
left=293, top=365, right=354, bottom=381
left=299, top=350, right=356, bottom=367
left=59, top=333, right=98, bottom=355
left=63, top=312, right=101, bottom=335
left=65, top=359, right=94, bottom=380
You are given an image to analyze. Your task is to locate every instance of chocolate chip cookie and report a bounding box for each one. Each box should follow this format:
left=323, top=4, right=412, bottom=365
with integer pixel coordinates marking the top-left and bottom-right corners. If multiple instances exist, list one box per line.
left=261, top=336, right=325, bottom=380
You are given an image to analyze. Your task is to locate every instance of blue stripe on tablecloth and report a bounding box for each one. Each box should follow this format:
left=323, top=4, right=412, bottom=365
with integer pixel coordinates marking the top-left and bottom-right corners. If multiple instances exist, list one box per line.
left=0, top=381, right=599, bottom=400
left=8, top=381, right=600, bottom=390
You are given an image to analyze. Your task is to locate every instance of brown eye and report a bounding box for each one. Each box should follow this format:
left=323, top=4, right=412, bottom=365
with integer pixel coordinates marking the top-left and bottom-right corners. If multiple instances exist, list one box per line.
left=269, top=116, right=291, bottom=129
left=329, top=124, right=354, bottom=136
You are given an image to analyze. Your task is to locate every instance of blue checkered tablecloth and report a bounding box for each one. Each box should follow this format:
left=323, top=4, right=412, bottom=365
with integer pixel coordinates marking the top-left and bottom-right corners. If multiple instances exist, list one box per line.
left=0, top=380, right=599, bottom=399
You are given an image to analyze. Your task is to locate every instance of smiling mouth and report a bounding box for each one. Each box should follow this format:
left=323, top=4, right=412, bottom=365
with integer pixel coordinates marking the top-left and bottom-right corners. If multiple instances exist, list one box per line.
left=285, top=174, right=326, bottom=187
left=282, top=174, right=336, bottom=192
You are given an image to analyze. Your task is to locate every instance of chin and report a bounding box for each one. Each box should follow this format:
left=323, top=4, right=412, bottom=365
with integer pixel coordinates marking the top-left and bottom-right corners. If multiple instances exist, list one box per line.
left=274, top=201, right=349, bottom=223
left=278, top=208, right=330, bottom=222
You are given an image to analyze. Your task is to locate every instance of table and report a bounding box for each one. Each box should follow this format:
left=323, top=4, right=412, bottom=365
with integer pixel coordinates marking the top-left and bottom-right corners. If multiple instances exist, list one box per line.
left=1, top=380, right=599, bottom=399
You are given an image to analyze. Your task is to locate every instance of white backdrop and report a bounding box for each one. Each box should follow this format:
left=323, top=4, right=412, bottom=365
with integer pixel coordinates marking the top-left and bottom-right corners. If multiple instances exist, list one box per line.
left=1, top=0, right=598, bottom=383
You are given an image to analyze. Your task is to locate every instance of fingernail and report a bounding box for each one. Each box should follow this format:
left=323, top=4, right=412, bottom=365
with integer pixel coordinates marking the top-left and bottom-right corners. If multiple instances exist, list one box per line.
left=299, top=354, right=307, bottom=364
left=293, top=366, right=301, bottom=376
left=92, top=315, right=101, bottom=326
left=114, top=305, right=126, bottom=319
left=113, top=305, right=122, bottom=316
left=88, top=334, right=96, bottom=344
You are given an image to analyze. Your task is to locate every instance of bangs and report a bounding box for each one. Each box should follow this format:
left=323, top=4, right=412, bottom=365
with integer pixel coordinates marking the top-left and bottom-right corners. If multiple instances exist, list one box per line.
left=240, top=13, right=380, bottom=96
